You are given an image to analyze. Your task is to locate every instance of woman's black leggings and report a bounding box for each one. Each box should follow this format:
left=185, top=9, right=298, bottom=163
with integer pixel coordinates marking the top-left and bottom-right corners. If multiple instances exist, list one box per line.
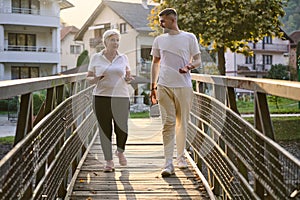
left=93, top=96, right=129, bottom=160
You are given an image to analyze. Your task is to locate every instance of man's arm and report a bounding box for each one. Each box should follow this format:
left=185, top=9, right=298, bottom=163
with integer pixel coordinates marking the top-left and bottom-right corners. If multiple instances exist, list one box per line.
left=150, top=56, right=160, bottom=104
left=179, top=53, right=202, bottom=73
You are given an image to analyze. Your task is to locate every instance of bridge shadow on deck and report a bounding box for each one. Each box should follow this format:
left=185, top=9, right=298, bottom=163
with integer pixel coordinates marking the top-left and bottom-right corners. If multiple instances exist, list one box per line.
left=67, top=118, right=210, bottom=200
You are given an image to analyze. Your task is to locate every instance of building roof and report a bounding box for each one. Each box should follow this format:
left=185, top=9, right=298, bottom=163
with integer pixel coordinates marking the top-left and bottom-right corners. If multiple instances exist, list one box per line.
left=75, top=0, right=155, bottom=41
left=61, top=26, right=79, bottom=41
left=58, top=0, right=74, bottom=10
left=289, top=30, right=300, bottom=44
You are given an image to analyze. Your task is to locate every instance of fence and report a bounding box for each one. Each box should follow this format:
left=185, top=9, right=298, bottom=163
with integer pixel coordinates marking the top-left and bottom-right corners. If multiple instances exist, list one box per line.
left=0, top=73, right=98, bottom=199
left=188, top=74, right=300, bottom=199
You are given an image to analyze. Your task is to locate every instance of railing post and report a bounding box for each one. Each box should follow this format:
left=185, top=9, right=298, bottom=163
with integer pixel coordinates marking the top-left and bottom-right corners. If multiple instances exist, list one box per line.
left=255, top=92, right=283, bottom=199
left=15, top=93, right=32, bottom=145
left=254, top=92, right=266, bottom=199
left=45, top=87, right=55, bottom=115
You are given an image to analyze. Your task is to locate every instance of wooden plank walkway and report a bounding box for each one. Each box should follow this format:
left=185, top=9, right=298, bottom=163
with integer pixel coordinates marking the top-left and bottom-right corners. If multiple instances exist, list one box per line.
left=67, top=118, right=210, bottom=200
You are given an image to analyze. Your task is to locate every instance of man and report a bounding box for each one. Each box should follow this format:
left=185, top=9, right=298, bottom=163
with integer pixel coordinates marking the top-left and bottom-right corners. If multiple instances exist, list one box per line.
left=150, top=8, right=202, bottom=177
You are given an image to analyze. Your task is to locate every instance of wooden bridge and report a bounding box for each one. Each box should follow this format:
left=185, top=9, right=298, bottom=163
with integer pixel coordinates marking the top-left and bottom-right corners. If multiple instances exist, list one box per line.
left=0, top=73, right=299, bottom=200
left=67, top=118, right=211, bottom=199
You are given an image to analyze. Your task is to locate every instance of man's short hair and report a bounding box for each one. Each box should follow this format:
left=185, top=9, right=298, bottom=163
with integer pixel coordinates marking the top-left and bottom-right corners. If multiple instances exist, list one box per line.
left=159, top=8, right=177, bottom=17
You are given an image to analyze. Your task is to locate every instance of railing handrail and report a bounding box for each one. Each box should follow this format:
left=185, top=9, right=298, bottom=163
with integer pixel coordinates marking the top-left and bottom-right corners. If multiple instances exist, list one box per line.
left=191, top=74, right=300, bottom=101
left=0, top=73, right=87, bottom=100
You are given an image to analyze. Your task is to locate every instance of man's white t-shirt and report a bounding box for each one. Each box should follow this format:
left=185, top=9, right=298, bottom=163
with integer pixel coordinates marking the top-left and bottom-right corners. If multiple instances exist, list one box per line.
left=151, top=31, right=200, bottom=88
left=88, top=50, right=130, bottom=97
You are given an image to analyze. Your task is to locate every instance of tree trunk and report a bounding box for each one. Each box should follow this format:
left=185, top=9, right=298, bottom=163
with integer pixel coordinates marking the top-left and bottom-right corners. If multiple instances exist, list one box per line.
left=217, top=46, right=226, bottom=75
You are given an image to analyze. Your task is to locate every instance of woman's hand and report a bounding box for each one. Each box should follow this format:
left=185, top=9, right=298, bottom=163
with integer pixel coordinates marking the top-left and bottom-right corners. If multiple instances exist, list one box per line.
left=124, top=70, right=134, bottom=83
left=87, top=71, right=104, bottom=84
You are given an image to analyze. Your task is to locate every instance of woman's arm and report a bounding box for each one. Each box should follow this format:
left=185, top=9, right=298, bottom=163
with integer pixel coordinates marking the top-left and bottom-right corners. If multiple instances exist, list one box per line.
left=87, top=71, right=102, bottom=84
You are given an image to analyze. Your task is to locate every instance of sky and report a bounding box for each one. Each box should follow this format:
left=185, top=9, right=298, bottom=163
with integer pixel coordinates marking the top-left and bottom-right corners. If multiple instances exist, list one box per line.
left=60, top=0, right=141, bottom=28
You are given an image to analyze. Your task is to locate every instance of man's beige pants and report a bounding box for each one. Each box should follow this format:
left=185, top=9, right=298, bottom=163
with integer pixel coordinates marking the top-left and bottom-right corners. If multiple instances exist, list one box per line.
left=157, top=86, right=194, bottom=167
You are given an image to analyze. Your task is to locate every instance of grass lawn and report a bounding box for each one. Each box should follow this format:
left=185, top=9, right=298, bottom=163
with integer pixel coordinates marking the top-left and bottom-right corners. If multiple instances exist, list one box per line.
left=244, top=116, right=300, bottom=141
left=0, top=136, right=14, bottom=144
left=237, top=97, right=300, bottom=114
left=130, top=111, right=149, bottom=118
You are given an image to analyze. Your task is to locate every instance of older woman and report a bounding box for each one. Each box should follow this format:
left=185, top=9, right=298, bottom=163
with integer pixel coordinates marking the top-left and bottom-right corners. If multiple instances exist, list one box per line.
left=87, top=29, right=133, bottom=172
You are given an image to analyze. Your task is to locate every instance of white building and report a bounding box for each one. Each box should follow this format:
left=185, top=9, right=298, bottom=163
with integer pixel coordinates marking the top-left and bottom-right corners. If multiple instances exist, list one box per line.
left=225, top=33, right=293, bottom=78
left=0, top=0, right=73, bottom=80
left=60, top=25, right=82, bottom=72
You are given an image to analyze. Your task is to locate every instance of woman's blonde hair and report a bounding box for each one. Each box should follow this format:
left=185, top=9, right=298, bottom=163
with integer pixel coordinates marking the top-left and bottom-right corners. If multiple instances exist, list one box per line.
left=102, top=29, right=120, bottom=47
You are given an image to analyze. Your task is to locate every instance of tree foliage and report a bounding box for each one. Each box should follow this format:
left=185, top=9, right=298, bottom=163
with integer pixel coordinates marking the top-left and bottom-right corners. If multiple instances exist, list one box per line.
left=76, top=50, right=89, bottom=67
left=267, top=64, right=289, bottom=109
left=281, top=0, right=300, bottom=34
left=148, top=0, right=287, bottom=75
left=267, top=64, right=289, bottom=80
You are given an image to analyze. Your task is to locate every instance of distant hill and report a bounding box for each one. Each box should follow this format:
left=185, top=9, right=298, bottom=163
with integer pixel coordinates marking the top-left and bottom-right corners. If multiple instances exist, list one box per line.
left=281, top=0, right=300, bottom=34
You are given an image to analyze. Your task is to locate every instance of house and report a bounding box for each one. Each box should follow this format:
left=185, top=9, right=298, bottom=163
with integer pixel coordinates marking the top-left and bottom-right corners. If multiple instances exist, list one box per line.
left=225, top=30, right=294, bottom=78
left=74, top=0, right=155, bottom=86
left=0, top=0, right=73, bottom=80
left=289, top=30, right=300, bottom=81
left=60, top=24, right=82, bottom=72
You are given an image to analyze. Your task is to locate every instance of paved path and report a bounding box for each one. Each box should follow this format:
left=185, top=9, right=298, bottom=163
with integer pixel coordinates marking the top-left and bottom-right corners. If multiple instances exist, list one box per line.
left=0, top=115, right=16, bottom=137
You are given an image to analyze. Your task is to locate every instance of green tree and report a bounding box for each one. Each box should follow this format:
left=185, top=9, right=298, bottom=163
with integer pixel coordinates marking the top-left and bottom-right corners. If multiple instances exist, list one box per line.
left=267, top=64, right=289, bottom=80
left=281, top=0, right=300, bottom=34
left=76, top=50, right=89, bottom=67
left=267, top=64, right=289, bottom=109
left=148, top=0, right=287, bottom=75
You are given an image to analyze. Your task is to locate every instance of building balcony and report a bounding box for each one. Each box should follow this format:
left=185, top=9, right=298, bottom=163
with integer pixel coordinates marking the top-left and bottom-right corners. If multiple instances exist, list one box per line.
left=0, top=7, right=59, bottom=27
left=0, top=45, right=59, bottom=63
left=237, top=64, right=271, bottom=76
left=248, top=43, right=289, bottom=53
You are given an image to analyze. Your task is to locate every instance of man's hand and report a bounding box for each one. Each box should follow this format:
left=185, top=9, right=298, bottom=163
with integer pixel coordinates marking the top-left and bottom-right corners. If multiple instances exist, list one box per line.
left=179, top=64, right=193, bottom=74
left=150, top=89, right=158, bottom=105
left=179, top=66, right=189, bottom=73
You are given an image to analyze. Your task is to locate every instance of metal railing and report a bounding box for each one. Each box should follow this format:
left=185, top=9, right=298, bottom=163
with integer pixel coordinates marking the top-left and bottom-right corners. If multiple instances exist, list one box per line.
left=0, top=73, right=98, bottom=199
left=4, top=45, right=54, bottom=53
left=0, top=7, right=40, bottom=15
left=189, top=74, right=300, bottom=199
left=1, top=72, right=300, bottom=199
left=248, top=43, right=289, bottom=53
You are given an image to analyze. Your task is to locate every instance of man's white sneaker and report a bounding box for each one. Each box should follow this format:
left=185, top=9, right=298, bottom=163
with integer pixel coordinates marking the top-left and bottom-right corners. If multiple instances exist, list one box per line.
left=161, top=164, right=175, bottom=177
left=177, top=157, right=188, bottom=169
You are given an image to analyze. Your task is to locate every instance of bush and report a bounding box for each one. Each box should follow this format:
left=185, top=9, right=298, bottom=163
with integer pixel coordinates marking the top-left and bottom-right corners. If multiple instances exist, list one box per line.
left=33, top=91, right=46, bottom=116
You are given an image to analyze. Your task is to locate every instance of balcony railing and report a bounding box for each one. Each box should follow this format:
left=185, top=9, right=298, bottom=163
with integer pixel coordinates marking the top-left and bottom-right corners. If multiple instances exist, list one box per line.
left=0, top=7, right=40, bottom=15
left=248, top=43, right=289, bottom=53
left=11, top=7, right=40, bottom=15
left=89, top=37, right=103, bottom=48
left=4, top=45, right=54, bottom=53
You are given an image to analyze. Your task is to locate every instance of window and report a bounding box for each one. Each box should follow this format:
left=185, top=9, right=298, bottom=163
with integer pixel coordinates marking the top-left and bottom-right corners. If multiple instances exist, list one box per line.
left=8, top=33, right=36, bottom=51
left=12, top=0, right=40, bottom=14
left=263, top=36, right=272, bottom=44
left=263, top=55, right=272, bottom=65
left=11, top=66, right=39, bottom=79
left=70, top=45, right=81, bottom=54
left=120, top=23, right=127, bottom=34
left=94, top=23, right=111, bottom=39
left=245, top=56, right=254, bottom=64
left=61, top=66, right=67, bottom=72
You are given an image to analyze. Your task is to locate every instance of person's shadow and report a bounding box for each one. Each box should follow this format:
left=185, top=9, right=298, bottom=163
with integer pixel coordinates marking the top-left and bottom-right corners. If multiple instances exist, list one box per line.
left=162, top=168, right=196, bottom=200
left=119, top=169, right=137, bottom=200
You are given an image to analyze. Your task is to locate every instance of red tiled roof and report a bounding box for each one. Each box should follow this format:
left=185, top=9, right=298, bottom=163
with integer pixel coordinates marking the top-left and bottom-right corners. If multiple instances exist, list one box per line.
left=61, top=26, right=79, bottom=40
